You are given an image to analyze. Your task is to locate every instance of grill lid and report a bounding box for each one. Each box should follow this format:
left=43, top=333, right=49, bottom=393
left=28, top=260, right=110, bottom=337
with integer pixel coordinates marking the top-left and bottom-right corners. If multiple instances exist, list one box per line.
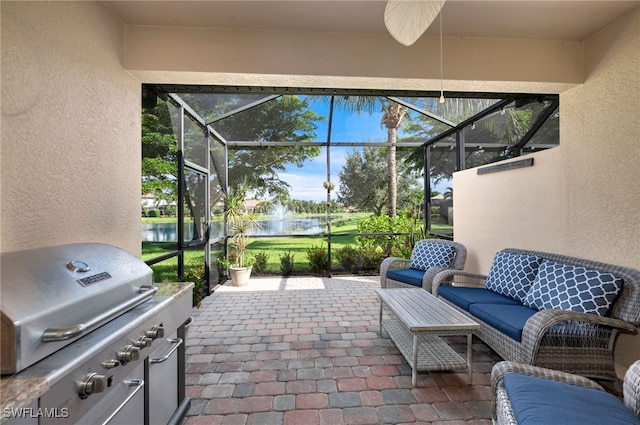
left=1, top=243, right=155, bottom=374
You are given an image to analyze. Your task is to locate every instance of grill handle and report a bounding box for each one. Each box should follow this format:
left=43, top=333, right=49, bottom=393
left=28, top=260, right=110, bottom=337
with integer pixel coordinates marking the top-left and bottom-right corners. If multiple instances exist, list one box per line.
left=149, top=338, right=183, bottom=364
left=41, top=286, right=157, bottom=342
left=100, top=379, right=145, bottom=425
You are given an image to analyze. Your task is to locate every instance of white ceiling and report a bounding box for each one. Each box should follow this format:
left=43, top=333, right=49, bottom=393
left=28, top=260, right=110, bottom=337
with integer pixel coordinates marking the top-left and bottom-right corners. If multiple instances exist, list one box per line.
left=104, top=0, right=638, bottom=41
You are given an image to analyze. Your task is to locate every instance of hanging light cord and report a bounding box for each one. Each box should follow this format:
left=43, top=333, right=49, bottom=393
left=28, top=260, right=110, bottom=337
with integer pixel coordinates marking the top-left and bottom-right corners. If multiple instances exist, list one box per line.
left=439, top=10, right=445, bottom=104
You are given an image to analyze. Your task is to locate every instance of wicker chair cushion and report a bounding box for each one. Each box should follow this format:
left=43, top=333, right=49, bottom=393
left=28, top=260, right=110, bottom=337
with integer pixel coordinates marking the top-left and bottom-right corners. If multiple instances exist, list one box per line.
left=437, top=286, right=521, bottom=311
left=409, top=241, right=455, bottom=271
left=524, top=260, right=624, bottom=316
left=468, top=303, right=537, bottom=342
left=485, top=251, right=542, bottom=303
left=385, top=268, right=425, bottom=287
left=503, top=373, right=640, bottom=425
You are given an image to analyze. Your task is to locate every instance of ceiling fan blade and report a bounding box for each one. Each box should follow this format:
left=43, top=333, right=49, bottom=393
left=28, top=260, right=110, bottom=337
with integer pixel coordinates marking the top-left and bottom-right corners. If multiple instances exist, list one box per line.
left=384, top=0, right=445, bottom=46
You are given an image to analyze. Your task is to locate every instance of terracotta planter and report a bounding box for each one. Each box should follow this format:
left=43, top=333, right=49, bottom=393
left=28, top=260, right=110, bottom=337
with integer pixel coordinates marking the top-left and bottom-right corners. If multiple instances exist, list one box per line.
left=229, top=266, right=252, bottom=287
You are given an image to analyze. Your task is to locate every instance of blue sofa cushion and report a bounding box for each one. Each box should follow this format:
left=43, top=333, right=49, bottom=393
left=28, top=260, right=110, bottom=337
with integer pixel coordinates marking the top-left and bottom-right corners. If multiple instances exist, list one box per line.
left=438, top=286, right=521, bottom=311
left=386, top=268, right=425, bottom=287
left=504, top=372, right=640, bottom=425
left=485, top=251, right=542, bottom=303
left=409, top=241, right=455, bottom=271
left=468, top=303, right=537, bottom=342
left=524, top=260, right=624, bottom=316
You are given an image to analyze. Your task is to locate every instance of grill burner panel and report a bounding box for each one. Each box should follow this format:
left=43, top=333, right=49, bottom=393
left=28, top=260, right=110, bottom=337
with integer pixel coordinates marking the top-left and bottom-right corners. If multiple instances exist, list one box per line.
left=22, top=294, right=191, bottom=424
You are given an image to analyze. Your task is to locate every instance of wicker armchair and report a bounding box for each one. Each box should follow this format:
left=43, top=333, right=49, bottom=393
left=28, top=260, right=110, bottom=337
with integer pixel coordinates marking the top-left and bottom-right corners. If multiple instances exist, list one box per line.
left=379, top=239, right=466, bottom=292
left=432, top=248, right=640, bottom=381
left=491, top=360, right=640, bottom=424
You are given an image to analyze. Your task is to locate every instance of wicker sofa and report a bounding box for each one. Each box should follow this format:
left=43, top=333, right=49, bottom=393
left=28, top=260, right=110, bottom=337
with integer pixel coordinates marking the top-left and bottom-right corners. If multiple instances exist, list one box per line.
left=432, top=248, right=640, bottom=381
left=379, top=239, right=467, bottom=292
left=491, top=360, right=640, bottom=425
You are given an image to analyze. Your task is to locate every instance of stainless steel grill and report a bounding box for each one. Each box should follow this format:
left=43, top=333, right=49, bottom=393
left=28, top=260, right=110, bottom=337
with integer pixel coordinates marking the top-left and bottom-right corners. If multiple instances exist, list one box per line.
left=1, top=243, right=155, bottom=375
left=0, top=243, right=193, bottom=424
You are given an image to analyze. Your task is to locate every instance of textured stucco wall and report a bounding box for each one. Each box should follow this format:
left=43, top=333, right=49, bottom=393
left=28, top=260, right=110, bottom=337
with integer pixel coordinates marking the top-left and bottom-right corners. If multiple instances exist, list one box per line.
left=454, top=8, right=640, bottom=375
left=1, top=1, right=142, bottom=256
left=453, top=149, right=564, bottom=273
left=124, top=25, right=583, bottom=89
left=562, top=8, right=640, bottom=373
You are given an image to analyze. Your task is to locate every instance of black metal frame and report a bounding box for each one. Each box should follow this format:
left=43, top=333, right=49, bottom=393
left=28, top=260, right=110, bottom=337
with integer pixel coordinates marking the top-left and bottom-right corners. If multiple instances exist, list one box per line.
left=142, top=84, right=559, bottom=283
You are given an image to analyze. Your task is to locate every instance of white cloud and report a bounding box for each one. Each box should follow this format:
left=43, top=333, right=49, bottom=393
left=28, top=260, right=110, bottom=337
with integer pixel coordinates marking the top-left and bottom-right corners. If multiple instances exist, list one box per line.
left=281, top=172, right=328, bottom=202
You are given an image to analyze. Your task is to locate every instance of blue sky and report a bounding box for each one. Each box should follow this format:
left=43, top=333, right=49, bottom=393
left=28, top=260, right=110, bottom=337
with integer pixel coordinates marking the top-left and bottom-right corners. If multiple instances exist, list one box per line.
left=282, top=96, right=451, bottom=202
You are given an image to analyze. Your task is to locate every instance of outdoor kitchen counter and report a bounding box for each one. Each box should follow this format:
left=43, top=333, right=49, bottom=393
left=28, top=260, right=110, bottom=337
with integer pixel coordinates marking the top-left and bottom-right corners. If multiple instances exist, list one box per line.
left=0, top=281, right=193, bottom=422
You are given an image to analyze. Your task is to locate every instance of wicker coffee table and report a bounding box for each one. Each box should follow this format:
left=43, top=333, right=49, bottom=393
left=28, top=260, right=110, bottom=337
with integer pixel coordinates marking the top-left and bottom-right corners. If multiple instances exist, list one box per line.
left=376, top=288, right=480, bottom=385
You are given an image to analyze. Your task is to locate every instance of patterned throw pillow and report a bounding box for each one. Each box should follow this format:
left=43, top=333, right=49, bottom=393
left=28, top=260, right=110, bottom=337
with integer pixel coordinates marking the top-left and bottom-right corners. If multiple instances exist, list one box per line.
left=523, top=260, right=624, bottom=316
left=409, top=241, right=455, bottom=271
left=485, top=251, right=542, bottom=303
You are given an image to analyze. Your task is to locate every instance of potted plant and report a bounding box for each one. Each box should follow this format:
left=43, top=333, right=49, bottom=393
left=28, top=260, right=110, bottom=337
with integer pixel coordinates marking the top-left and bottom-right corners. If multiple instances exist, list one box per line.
left=223, top=182, right=259, bottom=286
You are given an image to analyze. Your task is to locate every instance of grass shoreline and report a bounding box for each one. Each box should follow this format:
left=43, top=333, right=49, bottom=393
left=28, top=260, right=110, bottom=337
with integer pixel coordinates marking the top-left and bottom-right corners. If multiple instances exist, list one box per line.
left=142, top=213, right=453, bottom=281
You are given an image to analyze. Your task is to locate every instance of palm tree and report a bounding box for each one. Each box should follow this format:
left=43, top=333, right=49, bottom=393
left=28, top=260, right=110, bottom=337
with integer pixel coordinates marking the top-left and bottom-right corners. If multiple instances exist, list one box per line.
left=381, top=102, right=408, bottom=217
left=329, top=96, right=408, bottom=217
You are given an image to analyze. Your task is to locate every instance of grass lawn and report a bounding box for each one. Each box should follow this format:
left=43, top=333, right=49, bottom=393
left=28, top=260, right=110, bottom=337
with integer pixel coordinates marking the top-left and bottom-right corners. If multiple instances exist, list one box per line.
left=142, top=212, right=454, bottom=280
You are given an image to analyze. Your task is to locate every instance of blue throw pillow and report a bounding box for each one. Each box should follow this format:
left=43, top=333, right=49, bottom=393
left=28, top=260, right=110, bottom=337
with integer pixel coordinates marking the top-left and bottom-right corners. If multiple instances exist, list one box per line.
left=409, top=241, right=455, bottom=271
left=523, top=260, right=624, bottom=316
left=485, top=251, right=542, bottom=303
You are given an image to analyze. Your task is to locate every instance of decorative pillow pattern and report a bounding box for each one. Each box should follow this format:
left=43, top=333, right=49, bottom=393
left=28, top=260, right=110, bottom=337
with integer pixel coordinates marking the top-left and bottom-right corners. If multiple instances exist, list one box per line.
left=409, top=242, right=455, bottom=271
left=485, top=252, right=542, bottom=303
left=523, top=260, right=624, bottom=316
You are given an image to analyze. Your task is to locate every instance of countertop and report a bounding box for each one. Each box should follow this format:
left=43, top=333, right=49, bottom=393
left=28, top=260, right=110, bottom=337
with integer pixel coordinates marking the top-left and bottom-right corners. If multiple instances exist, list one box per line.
left=0, top=282, right=194, bottom=422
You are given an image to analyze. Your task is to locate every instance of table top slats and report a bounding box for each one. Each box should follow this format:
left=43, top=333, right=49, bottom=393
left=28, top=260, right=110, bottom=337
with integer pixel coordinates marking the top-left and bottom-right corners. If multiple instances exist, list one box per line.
left=376, top=288, right=479, bottom=332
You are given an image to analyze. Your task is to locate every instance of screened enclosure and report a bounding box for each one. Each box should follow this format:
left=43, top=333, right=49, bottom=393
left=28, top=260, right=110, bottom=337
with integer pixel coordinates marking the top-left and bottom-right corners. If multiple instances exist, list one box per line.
left=140, top=85, right=559, bottom=300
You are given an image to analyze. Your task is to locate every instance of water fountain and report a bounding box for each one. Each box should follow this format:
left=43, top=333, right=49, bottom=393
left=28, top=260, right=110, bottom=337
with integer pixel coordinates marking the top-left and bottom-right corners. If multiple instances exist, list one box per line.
left=270, top=203, right=292, bottom=220
left=269, top=203, right=292, bottom=234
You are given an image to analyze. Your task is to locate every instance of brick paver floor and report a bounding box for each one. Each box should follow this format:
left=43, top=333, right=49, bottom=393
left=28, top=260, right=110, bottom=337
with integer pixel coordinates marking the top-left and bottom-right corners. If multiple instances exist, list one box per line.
left=182, top=276, right=497, bottom=424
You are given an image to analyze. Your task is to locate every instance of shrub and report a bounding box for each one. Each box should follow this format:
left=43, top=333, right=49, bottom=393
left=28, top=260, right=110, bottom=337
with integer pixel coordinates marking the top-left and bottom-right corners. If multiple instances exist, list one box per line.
left=279, top=250, right=295, bottom=275
left=253, top=251, right=270, bottom=275
left=335, top=245, right=360, bottom=272
left=147, top=209, right=160, bottom=218
left=360, top=246, right=385, bottom=272
left=306, top=245, right=329, bottom=275
left=182, top=259, right=208, bottom=308
left=355, top=213, right=426, bottom=258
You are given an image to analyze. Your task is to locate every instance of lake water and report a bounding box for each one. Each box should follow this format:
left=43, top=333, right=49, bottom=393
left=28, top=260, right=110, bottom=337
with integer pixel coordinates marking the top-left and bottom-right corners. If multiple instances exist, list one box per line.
left=142, top=216, right=328, bottom=242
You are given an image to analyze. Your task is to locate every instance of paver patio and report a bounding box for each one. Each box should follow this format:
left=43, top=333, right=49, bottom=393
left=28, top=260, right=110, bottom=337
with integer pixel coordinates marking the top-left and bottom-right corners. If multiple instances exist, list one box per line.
left=182, top=276, right=497, bottom=424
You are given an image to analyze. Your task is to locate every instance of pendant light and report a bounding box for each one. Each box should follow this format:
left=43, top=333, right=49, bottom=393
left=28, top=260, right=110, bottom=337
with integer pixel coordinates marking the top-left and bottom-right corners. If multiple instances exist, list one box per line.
left=384, top=0, right=445, bottom=47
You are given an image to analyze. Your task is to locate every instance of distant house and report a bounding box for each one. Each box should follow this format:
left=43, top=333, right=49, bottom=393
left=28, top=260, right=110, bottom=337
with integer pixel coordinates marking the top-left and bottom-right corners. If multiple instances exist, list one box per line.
left=142, top=193, right=176, bottom=215
left=243, top=199, right=261, bottom=214
left=142, top=193, right=156, bottom=212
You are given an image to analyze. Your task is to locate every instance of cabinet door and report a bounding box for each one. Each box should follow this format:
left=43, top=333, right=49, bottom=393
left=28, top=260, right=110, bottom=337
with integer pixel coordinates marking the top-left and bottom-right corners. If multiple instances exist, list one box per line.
left=148, top=332, right=181, bottom=425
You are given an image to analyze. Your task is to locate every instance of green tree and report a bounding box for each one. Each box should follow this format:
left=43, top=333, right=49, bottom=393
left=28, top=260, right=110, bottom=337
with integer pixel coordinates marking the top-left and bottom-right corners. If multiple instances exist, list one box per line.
left=338, top=147, right=420, bottom=216
left=141, top=101, right=178, bottom=201
left=321, top=96, right=408, bottom=217
left=212, top=96, right=324, bottom=198
left=400, top=97, right=558, bottom=185
left=338, top=147, right=388, bottom=215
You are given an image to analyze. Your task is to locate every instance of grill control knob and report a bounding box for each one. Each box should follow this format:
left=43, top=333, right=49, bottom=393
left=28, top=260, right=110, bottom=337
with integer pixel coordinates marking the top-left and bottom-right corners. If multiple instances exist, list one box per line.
left=134, top=336, right=153, bottom=348
left=101, top=359, right=120, bottom=369
left=145, top=325, right=165, bottom=340
left=79, top=373, right=107, bottom=399
left=117, top=345, right=140, bottom=364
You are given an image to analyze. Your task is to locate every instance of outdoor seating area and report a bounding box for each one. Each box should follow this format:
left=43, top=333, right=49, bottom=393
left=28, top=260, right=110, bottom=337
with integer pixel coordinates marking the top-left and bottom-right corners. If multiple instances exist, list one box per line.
left=432, top=248, right=640, bottom=381
left=183, top=245, right=640, bottom=425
